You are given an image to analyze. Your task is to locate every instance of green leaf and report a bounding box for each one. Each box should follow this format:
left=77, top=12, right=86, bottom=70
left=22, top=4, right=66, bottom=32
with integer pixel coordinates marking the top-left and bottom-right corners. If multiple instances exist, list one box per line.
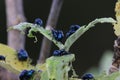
left=36, top=27, right=64, bottom=49
left=11, top=18, right=116, bottom=51
left=11, top=22, right=65, bottom=49
left=41, top=54, right=75, bottom=80
left=11, top=22, right=34, bottom=31
left=41, top=71, right=49, bottom=80
left=64, top=18, right=116, bottom=51
left=0, top=62, right=19, bottom=74
left=0, top=43, right=34, bottom=72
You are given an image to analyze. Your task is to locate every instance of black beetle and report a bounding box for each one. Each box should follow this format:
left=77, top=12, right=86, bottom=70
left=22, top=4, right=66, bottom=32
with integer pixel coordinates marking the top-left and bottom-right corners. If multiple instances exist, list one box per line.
left=53, top=50, right=69, bottom=56
left=81, top=73, right=95, bottom=80
left=66, top=25, right=80, bottom=37
left=0, top=55, right=5, bottom=61
left=34, top=18, right=43, bottom=26
left=52, top=29, right=64, bottom=41
left=17, top=49, right=28, bottom=61
left=19, top=69, right=35, bottom=80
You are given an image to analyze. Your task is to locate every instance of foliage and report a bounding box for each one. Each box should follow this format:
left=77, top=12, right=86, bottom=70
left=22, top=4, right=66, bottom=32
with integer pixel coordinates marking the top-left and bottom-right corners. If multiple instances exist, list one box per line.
left=0, top=17, right=117, bottom=80
left=0, top=43, right=34, bottom=74
left=11, top=18, right=116, bottom=51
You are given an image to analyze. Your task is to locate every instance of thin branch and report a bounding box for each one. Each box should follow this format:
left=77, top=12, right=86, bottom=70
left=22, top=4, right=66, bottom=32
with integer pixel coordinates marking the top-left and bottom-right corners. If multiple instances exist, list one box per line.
left=109, top=38, right=120, bottom=73
left=0, top=66, right=19, bottom=80
left=0, top=0, right=26, bottom=79
left=5, top=0, right=26, bottom=50
left=38, top=0, right=64, bottom=63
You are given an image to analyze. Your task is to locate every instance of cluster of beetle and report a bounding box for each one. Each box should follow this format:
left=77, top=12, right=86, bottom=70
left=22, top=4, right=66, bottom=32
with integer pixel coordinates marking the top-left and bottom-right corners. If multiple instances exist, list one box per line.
left=0, top=18, right=95, bottom=80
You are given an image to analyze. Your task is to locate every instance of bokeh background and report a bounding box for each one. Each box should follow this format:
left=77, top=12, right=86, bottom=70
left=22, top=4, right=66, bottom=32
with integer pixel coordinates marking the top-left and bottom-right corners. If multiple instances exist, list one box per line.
left=0, top=0, right=117, bottom=75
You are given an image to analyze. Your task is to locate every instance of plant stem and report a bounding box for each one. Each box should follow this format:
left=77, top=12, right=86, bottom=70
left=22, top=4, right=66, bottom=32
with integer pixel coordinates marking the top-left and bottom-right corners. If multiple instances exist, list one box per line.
left=109, top=38, right=120, bottom=73
left=1, top=0, right=26, bottom=79
left=0, top=66, right=19, bottom=80
left=5, top=0, right=26, bottom=50
left=38, top=0, right=64, bottom=63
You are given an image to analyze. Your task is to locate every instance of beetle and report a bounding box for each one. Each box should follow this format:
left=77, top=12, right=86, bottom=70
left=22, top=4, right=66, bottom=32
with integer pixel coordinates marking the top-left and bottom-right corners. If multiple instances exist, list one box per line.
left=34, top=18, right=43, bottom=26
left=52, top=29, right=64, bottom=41
left=70, top=25, right=80, bottom=31
left=19, top=69, right=35, bottom=80
left=17, top=49, right=28, bottom=61
left=66, top=30, right=75, bottom=37
left=81, top=73, right=95, bottom=80
left=26, top=69, right=35, bottom=77
left=53, top=50, right=61, bottom=56
left=19, top=70, right=28, bottom=80
left=53, top=50, right=69, bottom=56
left=66, top=25, right=80, bottom=37
left=0, top=55, right=5, bottom=61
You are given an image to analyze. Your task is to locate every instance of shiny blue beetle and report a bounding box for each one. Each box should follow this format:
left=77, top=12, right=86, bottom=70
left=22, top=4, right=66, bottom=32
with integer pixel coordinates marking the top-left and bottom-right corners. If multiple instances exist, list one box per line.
left=66, top=25, right=80, bottom=37
left=0, top=55, right=5, bottom=61
left=52, top=29, right=64, bottom=41
left=17, top=49, right=28, bottom=61
left=19, top=69, right=35, bottom=80
left=53, top=50, right=69, bottom=56
left=81, top=73, right=95, bottom=80
left=34, top=18, right=43, bottom=26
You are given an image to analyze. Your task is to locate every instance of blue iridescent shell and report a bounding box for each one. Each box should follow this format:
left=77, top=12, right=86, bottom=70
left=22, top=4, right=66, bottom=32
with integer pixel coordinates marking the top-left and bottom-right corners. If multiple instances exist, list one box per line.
left=70, top=25, right=80, bottom=31
left=34, top=18, right=43, bottom=26
left=66, top=30, right=75, bottom=37
left=52, top=29, right=64, bottom=41
left=81, top=73, right=95, bottom=80
left=53, top=50, right=69, bottom=56
left=53, top=50, right=61, bottom=56
left=19, top=70, right=28, bottom=80
left=26, top=69, right=35, bottom=77
left=19, top=70, right=35, bottom=80
left=17, top=49, right=28, bottom=61
left=66, top=25, right=80, bottom=37
left=0, top=55, right=5, bottom=61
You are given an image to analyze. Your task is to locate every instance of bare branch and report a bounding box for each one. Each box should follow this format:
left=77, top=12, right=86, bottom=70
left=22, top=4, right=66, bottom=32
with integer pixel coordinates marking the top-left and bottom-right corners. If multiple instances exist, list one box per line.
left=5, top=0, right=26, bottom=50
left=109, top=38, right=120, bottom=73
left=0, top=0, right=26, bottom=79
left=0, top=66, right=19, bottom=80
left=38, top=0, right=64, bottom=63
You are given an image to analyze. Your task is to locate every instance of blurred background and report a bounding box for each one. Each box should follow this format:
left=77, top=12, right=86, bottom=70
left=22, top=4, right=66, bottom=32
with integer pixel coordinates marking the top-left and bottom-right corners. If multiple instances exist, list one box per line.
left=0, top=0, right=117, bottom=76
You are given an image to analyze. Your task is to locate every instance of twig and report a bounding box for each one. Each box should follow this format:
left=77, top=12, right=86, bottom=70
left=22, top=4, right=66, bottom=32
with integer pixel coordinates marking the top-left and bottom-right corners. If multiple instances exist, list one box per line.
left=5, top=0, right=26, bottom=50
left=0, top=66, right=19, bottom=80
left=109, top=38, right=120, bottom=73
left=1, top=0, right=26, bottom=79
left=38, top=0, right=64, bottom=63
